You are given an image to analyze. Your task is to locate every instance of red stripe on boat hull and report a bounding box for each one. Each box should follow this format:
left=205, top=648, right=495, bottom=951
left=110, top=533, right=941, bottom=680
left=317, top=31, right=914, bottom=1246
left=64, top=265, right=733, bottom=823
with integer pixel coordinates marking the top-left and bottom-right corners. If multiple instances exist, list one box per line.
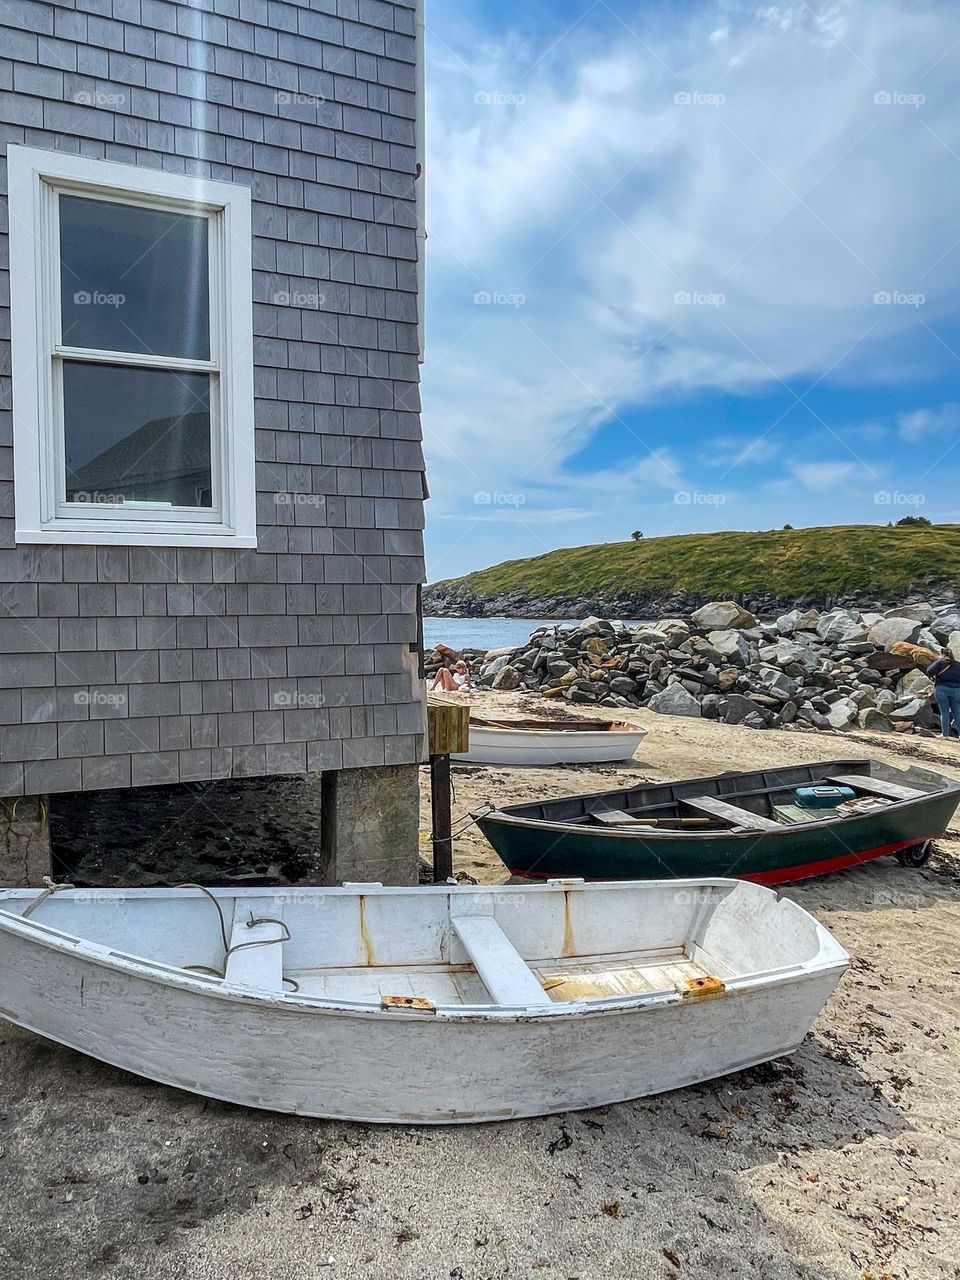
left=739, top=837, right=931, bottom=885
left=508, top=836, right=934, bottom=886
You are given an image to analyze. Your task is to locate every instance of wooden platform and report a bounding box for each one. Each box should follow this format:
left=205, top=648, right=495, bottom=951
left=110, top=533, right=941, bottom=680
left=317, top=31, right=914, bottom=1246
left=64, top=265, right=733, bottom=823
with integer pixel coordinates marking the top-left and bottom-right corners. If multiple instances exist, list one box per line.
left=826, top=774, right=925, bottom=802
left=427, top=695, right=470, bottom=755
left=680, top=795, right=781, bottom=830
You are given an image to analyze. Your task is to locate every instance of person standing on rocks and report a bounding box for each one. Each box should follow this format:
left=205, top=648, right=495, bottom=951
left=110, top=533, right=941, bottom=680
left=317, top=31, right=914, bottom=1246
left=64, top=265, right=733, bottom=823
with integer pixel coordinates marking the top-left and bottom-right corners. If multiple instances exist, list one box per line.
left=926, top=647, right=960, bottom=738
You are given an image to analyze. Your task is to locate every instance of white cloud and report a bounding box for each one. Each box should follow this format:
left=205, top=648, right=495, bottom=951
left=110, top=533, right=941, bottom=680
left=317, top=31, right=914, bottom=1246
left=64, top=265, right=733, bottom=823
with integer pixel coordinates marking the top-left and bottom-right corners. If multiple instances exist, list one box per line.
left=422, top=0, right=960, bottom=572
left=897, top=403, right=960, bottom=442
left=702, top=434, right=782, bottom=467
left=788, top=460, right=867, bottom=491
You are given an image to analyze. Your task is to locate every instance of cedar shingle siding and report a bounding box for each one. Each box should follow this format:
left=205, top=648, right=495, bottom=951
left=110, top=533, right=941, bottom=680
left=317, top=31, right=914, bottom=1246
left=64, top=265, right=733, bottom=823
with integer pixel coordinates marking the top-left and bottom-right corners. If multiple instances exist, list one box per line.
left=0, top=0, right=426, bottom=796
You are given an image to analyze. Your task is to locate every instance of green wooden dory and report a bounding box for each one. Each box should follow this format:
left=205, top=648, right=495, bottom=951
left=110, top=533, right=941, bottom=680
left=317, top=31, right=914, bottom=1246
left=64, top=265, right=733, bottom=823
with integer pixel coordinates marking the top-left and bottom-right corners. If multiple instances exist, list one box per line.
left=475, top=759, right=960, bottom=885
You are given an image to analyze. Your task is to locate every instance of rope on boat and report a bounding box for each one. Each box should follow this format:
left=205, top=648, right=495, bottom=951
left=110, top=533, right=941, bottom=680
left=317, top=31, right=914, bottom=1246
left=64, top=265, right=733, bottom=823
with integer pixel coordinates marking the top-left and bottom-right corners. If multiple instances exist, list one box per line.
left=177, top=884, right=299, bottom=992
left=21, top=877, right=72, bottom=919
left=427, top=802, right=495, bottom=844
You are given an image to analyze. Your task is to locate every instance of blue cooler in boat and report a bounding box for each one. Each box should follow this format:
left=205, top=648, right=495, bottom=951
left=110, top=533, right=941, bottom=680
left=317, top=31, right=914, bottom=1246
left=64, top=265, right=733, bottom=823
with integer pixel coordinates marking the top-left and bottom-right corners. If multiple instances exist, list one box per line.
left=794, top=784, right=856, bottom=809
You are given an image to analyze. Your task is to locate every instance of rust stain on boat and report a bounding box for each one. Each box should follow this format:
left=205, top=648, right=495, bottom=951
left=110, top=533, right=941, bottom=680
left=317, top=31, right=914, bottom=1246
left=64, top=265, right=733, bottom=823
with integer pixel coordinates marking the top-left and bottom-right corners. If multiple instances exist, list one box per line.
left=380, top=995, right=436, bottom=1014
left=358, top=896, right=376, bottom=967
left=682, top=975, right=725, bottom=1000
left=561, top=890, right=577, bottom=958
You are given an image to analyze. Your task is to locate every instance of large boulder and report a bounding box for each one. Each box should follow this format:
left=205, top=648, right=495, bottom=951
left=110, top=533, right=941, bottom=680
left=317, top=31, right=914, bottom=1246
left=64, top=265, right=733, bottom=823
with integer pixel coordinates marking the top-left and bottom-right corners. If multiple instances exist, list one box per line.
left=756, top=666, right=801, bottom=700
left=794, top=608, right=822, bottom=633
left=480, top=653, right=515, bottom=681
left=691, top=601, right=757, bottom=631
left=722, top=693, right=773, bottom=726
left=775, top=609, right=801, bottom=635
left=707, top=629, right=752, bottom=666
left=759, top=639, right=821, bottom=674
left=885, top=603, right=936, bottom=624
left=898, top=669, right=934, bottom=699
left=491, top=664, right=522, bottom=690
left=582, top=635, right=609, bottom=659
left=825, top=697, right=858, bottom=729
left=647, top=684, right=702, bottom=717
left=868, top=617, right=922, bottom=649
left=816, top=611, right=867, bottom=644
left=931, top=614, right=960, bottom=642
left=890, top=640, right=939, bottom=666
left=858, top=707, right=895, bottom=732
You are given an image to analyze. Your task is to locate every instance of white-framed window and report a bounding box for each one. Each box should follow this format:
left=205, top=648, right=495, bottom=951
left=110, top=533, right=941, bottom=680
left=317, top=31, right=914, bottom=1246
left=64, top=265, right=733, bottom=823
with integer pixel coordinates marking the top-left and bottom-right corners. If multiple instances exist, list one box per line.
left=8, top=145, right=257, bottom=548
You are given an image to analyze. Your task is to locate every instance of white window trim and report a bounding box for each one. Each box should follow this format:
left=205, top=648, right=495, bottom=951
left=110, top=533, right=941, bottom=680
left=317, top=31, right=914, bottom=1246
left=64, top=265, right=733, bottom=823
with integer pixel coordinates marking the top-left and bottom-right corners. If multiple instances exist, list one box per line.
left=8, top=145, right=257, bottom=548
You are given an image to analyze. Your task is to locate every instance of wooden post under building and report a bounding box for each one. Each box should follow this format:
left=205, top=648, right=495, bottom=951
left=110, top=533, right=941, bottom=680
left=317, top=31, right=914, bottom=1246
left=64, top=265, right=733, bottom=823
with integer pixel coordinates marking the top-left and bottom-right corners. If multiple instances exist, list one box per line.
left=426, top=696, right=470, bottom=882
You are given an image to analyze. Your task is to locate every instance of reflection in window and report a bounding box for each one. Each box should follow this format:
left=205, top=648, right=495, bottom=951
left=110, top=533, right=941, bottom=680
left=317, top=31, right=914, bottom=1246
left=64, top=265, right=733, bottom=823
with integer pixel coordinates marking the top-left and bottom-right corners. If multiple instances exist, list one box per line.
left=63, top=363, right=212, bottom=508
left=59, top=195, right=210, bottom=359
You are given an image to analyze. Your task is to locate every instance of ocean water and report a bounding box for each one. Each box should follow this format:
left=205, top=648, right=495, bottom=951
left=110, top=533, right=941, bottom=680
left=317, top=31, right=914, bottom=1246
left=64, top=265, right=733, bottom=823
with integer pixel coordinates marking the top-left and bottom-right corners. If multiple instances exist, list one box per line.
left=422, top=616, right=649, bottom=653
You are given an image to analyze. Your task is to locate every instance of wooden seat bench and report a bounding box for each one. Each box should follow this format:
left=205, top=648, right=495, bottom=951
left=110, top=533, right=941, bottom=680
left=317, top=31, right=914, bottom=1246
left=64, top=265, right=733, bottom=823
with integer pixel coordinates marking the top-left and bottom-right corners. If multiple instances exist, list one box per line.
left=224, top=900, right=286, bottom=991
left=451, top=914, right=553, bottom=1006
left=679, top=795, right=781, bottom=830
left=826, top=774, right=926, bottom=803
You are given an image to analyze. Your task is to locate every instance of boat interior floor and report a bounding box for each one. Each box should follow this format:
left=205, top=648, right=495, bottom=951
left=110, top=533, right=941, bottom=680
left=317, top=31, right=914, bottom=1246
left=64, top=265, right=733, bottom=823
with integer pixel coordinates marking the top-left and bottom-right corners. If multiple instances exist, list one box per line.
left=281, top=946, right=729, bottom=1007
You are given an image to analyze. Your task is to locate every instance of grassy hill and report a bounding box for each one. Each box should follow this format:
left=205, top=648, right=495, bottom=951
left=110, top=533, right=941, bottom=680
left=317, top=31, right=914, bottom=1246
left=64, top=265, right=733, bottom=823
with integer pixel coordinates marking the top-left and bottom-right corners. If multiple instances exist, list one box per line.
left=430, top=525, right=960, bottom=602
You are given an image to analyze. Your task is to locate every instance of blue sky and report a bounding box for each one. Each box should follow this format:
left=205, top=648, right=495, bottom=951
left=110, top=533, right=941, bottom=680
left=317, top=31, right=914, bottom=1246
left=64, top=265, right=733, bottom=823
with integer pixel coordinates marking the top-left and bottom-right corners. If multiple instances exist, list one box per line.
left=418, top=0, right=960, bottom=580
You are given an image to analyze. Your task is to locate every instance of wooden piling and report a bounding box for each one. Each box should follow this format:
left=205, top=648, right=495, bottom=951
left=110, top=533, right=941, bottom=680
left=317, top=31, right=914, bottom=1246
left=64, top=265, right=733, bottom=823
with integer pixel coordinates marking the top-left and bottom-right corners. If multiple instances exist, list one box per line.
left=426, top=696, right=470, bottom=882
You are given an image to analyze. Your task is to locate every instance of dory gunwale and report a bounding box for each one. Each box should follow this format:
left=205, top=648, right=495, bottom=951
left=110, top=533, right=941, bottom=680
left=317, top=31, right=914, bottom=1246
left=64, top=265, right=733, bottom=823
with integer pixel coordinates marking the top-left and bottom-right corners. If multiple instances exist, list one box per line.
left=0, top=880, right=841, bottom=1020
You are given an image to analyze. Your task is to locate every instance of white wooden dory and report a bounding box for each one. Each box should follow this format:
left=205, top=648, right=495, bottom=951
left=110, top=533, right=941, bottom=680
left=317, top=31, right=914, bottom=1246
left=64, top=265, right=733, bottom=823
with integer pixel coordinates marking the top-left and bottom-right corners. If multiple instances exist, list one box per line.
left=0, top=880, right=847, bottom=1124
left=453, top=718, right=648, bottom=766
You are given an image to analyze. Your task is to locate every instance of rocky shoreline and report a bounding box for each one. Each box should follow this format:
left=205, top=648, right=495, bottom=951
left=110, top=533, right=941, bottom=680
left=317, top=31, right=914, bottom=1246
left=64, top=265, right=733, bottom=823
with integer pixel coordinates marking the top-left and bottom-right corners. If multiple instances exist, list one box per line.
left=426, top=599, right=960, bottom=735
left=423, top=583, right=958, bottom=621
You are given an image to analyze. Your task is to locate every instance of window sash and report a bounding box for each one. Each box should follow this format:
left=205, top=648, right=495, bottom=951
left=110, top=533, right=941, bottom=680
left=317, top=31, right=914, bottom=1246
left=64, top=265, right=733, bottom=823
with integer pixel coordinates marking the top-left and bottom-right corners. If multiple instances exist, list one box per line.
left=9, top=145, right=256, bottom=548
left=45, top=183, right=224, bottom=526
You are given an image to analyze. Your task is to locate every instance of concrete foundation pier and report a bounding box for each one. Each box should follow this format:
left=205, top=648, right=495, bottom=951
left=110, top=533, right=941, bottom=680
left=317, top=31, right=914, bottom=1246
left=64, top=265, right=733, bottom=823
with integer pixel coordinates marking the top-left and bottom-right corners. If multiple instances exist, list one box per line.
left=320, top=763, right=421, bottom=886
left=0, top=796, right=53, bottom=888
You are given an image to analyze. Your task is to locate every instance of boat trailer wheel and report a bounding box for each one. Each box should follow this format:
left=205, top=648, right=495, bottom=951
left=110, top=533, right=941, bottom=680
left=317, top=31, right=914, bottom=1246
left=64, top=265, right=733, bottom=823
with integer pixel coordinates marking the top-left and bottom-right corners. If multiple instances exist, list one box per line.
left=896, top=841, right=932, bottom=868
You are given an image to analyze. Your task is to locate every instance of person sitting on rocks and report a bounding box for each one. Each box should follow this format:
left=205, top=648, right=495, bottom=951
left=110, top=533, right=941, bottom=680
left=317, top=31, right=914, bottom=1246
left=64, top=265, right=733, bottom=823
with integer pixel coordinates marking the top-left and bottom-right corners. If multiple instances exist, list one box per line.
left=430, top=657, right=472, bottom=693
left=926, top=647, right=960, bottom=738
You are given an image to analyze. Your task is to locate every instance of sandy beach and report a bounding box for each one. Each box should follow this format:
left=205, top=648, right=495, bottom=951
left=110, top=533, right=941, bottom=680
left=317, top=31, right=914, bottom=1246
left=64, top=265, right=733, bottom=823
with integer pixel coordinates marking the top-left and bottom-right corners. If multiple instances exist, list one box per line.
left=2, top=698, right=959, bottom=1279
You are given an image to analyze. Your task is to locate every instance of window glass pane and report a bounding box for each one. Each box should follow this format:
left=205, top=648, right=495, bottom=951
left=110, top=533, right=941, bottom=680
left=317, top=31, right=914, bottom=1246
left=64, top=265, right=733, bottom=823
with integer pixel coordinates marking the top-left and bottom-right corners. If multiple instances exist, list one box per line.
left=59, top=195, right=210, bottom=360
left=63, top=362, right=213, bottom=509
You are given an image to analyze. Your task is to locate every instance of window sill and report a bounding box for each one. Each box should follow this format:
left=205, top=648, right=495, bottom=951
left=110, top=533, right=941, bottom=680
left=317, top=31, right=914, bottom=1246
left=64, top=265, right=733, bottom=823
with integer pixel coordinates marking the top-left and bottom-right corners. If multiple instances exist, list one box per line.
left=15, top=526, right=259, bottom=549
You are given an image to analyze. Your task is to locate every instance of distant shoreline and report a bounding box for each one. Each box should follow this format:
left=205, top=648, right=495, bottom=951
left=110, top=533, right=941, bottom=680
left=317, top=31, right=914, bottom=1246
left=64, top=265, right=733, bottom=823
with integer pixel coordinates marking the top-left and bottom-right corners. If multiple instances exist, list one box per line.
left=423, top=585, right=958, bottom=623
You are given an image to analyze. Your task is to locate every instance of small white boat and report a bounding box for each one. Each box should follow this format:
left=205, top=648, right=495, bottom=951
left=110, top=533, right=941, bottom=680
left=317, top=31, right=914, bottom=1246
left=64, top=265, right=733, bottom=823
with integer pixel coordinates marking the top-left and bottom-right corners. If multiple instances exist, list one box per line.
left=454, top=717, right=648, bottom=766
left=0, top=879, right=847, bottom=1124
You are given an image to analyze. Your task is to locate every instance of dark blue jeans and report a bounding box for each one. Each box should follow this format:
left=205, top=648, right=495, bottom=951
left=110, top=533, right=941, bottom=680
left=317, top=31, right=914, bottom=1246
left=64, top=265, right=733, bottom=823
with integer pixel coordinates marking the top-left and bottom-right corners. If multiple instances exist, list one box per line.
left=935, top=685, right=960, bottom=736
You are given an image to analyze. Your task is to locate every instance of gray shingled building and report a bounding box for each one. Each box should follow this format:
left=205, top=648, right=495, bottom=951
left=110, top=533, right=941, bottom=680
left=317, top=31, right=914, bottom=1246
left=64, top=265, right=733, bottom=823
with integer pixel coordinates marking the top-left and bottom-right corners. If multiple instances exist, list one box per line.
left=0, top=0, right=427, bottom=885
